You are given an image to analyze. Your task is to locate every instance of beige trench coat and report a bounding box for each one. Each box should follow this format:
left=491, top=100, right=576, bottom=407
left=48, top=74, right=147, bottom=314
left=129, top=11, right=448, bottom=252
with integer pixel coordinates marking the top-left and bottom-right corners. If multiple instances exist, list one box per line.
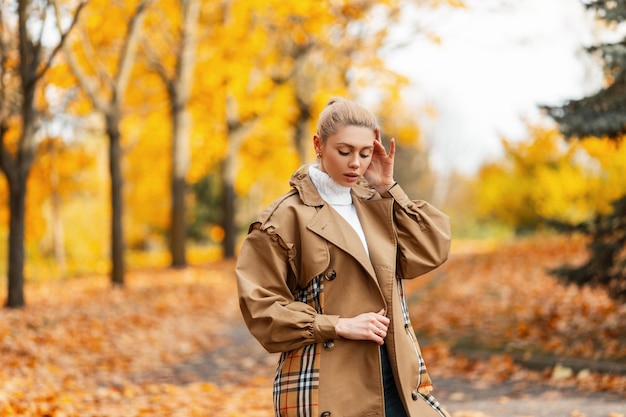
left=236, top=165, right=451, bottom=417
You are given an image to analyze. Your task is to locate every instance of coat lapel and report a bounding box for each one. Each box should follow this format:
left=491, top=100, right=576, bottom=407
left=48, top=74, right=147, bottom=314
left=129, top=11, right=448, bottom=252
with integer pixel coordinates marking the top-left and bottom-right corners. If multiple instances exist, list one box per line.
left=354, top=196, right=396, bottom=269
left=306, top=204, right=377, bottom=280
left=353, top=196, right=399, bottom=310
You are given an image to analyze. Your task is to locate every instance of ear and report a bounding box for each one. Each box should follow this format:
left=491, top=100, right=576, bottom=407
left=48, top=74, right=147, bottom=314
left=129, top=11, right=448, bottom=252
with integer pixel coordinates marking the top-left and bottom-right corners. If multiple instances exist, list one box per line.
left=313, top=134, right=322, bottom=154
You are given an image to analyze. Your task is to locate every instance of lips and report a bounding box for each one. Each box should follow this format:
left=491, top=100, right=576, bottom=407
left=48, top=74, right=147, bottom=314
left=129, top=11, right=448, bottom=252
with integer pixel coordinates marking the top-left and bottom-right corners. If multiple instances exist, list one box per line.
left=344, top=173, right=359, bottom=181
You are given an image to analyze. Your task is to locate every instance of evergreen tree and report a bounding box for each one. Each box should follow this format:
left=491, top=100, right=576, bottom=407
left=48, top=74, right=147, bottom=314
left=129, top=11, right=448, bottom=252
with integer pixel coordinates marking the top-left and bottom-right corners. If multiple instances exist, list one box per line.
left=542, top=0, right=626, bottom=301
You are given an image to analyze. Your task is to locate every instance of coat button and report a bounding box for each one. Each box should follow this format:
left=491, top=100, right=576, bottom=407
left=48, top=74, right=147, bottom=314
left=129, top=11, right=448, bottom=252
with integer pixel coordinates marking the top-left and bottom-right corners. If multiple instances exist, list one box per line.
left=324, top=269, right=336, bottom=281
left=321, top=412, right=331, bottom=417
left=323, top=339, right=335, bottom=350
left=411, top=390, right=419, bottom=400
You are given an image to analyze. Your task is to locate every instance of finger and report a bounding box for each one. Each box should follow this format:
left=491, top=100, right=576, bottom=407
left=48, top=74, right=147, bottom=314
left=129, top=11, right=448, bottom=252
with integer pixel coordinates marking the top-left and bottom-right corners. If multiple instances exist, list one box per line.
left=372, top=318, right=388, bottom=333
left=373, top=139, right=386, bottom=154
left=375, top=127, right=381, bottom=142
left=388, top=137, right=396, bottom=160
left=372, top=325, right=385, bottom=337
left=372, top=326, right=387, bottom=345
left=375, top=310, right=390, bottom=325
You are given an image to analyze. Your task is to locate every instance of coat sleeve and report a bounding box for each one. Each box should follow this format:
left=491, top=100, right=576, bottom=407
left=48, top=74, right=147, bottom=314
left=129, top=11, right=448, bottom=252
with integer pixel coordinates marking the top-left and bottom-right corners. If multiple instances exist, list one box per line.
left=385, top=183, right=451, bottom=279
left=236, top=223, right=339, bottom=354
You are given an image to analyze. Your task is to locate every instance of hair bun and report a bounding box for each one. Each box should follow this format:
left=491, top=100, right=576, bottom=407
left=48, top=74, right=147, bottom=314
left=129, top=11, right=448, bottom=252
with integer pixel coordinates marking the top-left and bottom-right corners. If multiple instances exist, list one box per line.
left=326, top=97, right=344, bottom=107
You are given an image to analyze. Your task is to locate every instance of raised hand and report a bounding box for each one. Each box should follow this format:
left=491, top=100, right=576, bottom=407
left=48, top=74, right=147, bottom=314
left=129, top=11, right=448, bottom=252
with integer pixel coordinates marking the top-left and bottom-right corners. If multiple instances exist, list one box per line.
left=363, top=127, right=396, bottom=194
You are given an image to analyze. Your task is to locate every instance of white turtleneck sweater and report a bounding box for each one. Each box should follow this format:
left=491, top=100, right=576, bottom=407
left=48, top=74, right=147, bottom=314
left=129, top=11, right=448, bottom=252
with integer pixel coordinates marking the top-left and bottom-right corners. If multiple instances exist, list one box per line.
left=309, top=165, right=369, bottom=255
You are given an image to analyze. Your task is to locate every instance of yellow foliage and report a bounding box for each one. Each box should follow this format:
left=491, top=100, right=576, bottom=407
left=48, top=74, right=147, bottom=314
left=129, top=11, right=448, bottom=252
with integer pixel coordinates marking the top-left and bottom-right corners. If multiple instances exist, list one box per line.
left=123, top=110, right=172, bottom=247
left=579, top=137, right=626, bottom=214
left=0, top=116, right=21, bottom=154
left=33, top=136, right=106, bottom=273
left=531, top=162, right=590, bottom=222
left=32, top=138, right=95, bottom=197
left=476, top=126, right=626, bottom=232
left=236, top=100, right=300, bottom=197
left=1, top=0, right=436, bottom=275
left=375, top=95, right=422, bottom=146
left=0, top=178, right=6, bottom=226
left=63, top=0, right=150, bottom=96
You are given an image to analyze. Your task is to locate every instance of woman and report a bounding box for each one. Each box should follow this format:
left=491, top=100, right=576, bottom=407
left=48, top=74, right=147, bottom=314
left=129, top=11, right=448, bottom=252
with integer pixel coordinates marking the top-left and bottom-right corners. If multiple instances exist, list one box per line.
left=236, top=97, right=451, bottom=417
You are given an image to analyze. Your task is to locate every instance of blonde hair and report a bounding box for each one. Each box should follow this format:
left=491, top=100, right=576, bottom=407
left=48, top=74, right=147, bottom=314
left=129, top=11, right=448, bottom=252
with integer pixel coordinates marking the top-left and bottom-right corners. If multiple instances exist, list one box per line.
left=316, top=97, right=377, bottom=142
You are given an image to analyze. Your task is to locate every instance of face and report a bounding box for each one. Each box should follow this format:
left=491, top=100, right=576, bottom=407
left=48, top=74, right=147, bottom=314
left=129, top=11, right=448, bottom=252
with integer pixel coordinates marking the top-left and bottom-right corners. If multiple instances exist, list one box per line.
left=314, top=125, right=375, bottom=188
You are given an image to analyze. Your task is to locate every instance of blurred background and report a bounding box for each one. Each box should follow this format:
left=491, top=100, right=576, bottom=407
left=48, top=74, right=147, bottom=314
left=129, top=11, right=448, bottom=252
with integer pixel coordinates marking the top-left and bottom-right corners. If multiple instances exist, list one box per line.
left=2, top=1, right=626, bottom=414
left=1, top=0, right=625, bottom=307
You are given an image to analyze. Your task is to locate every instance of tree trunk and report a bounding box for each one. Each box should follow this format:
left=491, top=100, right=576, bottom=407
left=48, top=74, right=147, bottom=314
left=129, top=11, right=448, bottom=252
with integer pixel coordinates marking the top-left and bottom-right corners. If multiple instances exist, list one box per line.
left=1, top=0, right=85, bottom=307
left=170, top=104, right=189, bottom=267
left=293, top=97, right=312, bottom=164
left=221, top=95, right=259, bottom=260
left=221, top=156, right=236, bottom=259
left=5, top=177, right=27, bottom=308
left=168, top=0, right=199, bottom=268
left=58, top=0, right=152, bottom=287
left=5, top=0, right=38, bottom=307
left=107, top=112, right=125, bottom=286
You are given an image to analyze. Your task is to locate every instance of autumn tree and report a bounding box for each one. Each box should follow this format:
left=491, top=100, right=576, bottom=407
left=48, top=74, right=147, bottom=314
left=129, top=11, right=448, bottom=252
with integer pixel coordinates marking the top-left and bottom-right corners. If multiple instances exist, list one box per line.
left=259, top=1, right=405, bottom=163
left=476, top=127, right=590, bottom=234
left=0, top=0, right=86, bottom=308
left=543, top=0, right=626, bottom=300
left=157, top=0, right=464, bottom=260
left=474, top=125, right=626, bottom=234
left=214, top=1, right=289, bottom=259
left=141, top=0, right=199, bottom=268
left=58, top=0, right=154, bottom=286
left=217, top=0, right=406, bottom=258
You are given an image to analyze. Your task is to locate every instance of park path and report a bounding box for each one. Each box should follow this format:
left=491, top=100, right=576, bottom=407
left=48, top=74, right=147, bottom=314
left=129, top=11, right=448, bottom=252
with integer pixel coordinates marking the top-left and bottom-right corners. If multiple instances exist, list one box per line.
left=131, top=311, right=625, bottom=417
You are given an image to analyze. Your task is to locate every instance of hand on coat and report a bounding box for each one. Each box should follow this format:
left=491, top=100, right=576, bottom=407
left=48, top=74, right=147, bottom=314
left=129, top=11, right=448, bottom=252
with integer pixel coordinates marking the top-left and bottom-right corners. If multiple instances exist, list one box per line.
left=363, top=127, right=396, bottom=195
left=335, top=309, right=390, bottom=345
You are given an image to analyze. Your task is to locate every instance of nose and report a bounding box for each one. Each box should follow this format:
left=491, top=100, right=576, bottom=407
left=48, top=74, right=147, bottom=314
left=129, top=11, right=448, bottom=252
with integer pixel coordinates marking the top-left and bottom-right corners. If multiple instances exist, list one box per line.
left=348, top=154, right=360, bottom=168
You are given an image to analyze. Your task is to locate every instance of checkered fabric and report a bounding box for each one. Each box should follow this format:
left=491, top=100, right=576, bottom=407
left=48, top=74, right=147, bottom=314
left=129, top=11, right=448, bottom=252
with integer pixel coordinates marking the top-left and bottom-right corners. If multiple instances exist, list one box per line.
left=273, top=275, right=323, bottom=417
left=397, top=277, right=430, bottom=383
left=397, top=276, right=446, bottom=416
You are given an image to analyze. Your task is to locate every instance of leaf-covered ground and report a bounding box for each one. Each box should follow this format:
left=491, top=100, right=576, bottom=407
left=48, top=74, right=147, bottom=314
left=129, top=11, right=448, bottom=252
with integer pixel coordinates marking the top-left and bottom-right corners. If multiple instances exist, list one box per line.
left=0, top=263, right=274, bottom=416
left=1, top=237, right=625, bottom=416
left=408, top=235, right=626, bottom=395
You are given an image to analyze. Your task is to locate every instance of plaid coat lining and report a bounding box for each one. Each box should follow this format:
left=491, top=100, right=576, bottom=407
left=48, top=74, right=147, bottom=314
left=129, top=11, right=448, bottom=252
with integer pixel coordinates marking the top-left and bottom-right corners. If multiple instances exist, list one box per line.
left=274, top=275, right=323, bottom=417
left=274, top=274, right=446, bottom=417
left=398, top=276, right=447, bottom=416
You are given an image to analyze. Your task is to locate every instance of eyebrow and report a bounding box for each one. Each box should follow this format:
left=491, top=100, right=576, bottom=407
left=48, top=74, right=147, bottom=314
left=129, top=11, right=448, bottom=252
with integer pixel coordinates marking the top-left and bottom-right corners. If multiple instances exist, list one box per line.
left=335, top=143, right=374, bottom=150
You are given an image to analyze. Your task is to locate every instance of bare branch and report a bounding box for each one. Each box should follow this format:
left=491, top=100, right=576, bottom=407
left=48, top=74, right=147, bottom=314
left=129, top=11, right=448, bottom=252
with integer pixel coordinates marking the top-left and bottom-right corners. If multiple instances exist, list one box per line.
left=114, top=0, right=156, bottom=104
left=79, top=25, right=114, bottom=88
left=35, top=0, right=49, bottom=54
left=37, top=0, right=89, bottom=81
left=0, top=7, right=8, bottom=119
left=152, top=6, right=178, bottom=52
left=174, top=0, right=199, bottom=105
left=142, top=38, right=174, bottom=95
left=52, top=2, right=108, bottom=112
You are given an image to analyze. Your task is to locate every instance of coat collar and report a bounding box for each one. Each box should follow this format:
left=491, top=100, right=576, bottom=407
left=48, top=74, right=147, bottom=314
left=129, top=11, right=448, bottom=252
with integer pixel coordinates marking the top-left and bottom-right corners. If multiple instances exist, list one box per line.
left=289, top=165, right=380, bottom=281
left=289, top=164, right=376, bottom=207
